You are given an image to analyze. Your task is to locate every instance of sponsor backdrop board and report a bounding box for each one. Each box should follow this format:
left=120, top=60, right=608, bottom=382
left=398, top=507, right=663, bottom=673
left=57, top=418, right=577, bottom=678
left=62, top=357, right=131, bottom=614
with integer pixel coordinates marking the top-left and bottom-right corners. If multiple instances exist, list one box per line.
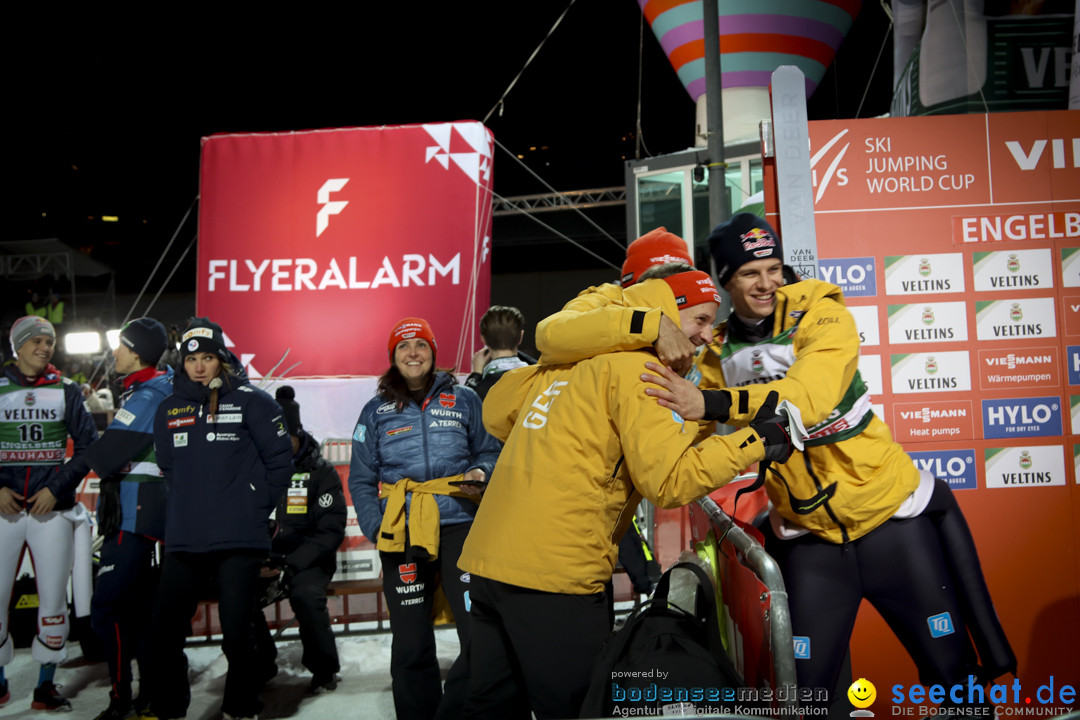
left=771, top=110, right=1079, bottom=702
left=196, top=122, right=494, bottom=377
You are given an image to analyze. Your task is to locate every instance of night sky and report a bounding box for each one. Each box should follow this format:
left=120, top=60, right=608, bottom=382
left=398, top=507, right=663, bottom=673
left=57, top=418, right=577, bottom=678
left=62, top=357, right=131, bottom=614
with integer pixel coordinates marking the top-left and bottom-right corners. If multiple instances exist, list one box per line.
left=7, top=2, right=893, bottom=294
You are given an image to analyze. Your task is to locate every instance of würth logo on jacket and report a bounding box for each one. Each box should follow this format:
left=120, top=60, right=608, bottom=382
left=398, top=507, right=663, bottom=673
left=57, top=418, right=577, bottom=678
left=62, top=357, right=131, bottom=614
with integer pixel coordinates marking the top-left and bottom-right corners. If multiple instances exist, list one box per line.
left=399, top=563, right=418, bottom=583
left=439, top=392, right=456, bottom=409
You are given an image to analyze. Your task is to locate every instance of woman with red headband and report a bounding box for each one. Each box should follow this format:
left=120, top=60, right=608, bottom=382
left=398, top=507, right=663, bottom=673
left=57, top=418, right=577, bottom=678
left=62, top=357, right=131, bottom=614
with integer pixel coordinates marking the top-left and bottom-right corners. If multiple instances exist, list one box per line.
left=349, top=317, right=501, bottom=720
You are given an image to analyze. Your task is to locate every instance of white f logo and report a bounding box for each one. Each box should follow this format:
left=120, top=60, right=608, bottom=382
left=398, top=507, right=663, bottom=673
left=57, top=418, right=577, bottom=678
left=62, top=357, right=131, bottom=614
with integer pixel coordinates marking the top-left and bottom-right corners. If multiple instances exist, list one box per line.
left=316, top=178, right=349, bottom=237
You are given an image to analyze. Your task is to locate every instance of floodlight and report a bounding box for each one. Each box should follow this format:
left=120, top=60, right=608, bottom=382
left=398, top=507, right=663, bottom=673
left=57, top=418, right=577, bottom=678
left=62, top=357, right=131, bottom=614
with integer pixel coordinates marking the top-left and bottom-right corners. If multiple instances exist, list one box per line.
left=106, top=330, right=121, bottom=350
left=65, top=332, right=102, bottom=354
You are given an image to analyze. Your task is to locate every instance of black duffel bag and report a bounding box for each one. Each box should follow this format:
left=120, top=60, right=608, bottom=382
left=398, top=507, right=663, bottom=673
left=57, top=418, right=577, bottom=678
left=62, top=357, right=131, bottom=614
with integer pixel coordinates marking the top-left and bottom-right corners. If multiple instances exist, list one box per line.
left=580, top=560, right=745, bottom=717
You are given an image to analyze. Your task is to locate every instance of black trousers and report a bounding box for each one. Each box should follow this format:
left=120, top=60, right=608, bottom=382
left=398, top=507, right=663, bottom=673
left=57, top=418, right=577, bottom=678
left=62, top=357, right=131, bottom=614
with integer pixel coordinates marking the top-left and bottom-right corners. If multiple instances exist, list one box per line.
left=146, top=550, right=264, bottom=720
left=253, top=565, right=340, bottom=678
left=380, top=521, right=472, bottom=720
left=91, top=532, right=159, bottom=704
left=464, top=575, right=611, bottom=720
left=766, top=483, right=991, bottom=709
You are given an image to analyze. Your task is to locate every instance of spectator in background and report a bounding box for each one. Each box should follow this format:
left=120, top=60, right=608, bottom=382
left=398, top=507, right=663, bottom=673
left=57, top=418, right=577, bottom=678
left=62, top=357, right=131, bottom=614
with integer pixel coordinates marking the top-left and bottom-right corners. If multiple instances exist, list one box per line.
left=148, top=318, right=293, bottom=720
left=68, top=361, right=88, bottom=386
left=465, top=306, right=533, bottom=400
left=76, top=318, right=172, bottom=720
left=0, top=316, right=97, bottom=712
left=349, top=317, right=501, bottom=720
left=24, top=291, right=46, bottom=318
left=44, top=292, right=64, bottom=329
left=160, top=325, right=182, bottom=370
left=254, top=385, right=346, bottom=695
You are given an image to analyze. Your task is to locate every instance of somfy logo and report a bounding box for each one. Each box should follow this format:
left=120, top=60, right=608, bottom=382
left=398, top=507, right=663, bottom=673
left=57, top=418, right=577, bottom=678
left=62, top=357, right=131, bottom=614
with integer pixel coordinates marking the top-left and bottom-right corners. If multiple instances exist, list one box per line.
left=316, top=178, right=350, bottom=237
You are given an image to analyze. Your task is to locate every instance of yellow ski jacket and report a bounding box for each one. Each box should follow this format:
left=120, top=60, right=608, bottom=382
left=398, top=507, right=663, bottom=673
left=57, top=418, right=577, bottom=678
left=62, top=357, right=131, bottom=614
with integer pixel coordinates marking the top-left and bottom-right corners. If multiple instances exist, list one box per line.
left=534, top=278, right=919, bottom=543
left=459, top=281, right=768, bottom=594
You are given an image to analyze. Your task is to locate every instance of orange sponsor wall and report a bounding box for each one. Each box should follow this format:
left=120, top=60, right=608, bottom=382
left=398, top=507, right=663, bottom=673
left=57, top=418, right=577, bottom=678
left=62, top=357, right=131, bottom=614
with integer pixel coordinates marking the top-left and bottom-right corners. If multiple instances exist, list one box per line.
left=762, top=110, right=1079, bottom=703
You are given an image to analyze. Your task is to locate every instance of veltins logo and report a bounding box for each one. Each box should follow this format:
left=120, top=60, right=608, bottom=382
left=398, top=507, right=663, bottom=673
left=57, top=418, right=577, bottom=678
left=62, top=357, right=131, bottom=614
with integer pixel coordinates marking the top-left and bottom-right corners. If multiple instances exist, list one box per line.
left=891, top=352, right=972, bottom=395
left=909, top=450, right=978, bottom=490
left=975, top=298, right=1057, bottom=341
left=971, top=248, right=1053, bottom=292
left=984, top=446, right=1066, bottom=488
left=887, top=302, right=968, bottom=345
left=820, top=258, right=876, bottom=297
left=982, top=397, right=1062, bottom=439
left=884, top=254, right=966, bottom=296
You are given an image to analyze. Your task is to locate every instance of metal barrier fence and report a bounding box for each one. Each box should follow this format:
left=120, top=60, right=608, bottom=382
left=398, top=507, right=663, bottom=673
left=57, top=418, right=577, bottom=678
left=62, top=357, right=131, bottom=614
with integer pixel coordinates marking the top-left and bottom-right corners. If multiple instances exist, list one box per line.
left=689, top=496, right=798, bottom=716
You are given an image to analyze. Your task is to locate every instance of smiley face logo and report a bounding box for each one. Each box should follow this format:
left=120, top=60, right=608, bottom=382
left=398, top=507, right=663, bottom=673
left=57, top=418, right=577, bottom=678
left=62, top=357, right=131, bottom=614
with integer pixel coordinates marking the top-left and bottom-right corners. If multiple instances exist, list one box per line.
left=847, top=678, right=876, bottom=709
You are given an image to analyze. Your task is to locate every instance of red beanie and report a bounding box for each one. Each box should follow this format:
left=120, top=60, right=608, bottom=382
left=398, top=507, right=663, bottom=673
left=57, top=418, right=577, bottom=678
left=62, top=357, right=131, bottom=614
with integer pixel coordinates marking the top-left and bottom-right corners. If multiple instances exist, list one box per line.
left=661, top=271, right=721, bottom=309
left=387, top=317, right=438, bottom=357
left=621, top=228, right=693, bottom=286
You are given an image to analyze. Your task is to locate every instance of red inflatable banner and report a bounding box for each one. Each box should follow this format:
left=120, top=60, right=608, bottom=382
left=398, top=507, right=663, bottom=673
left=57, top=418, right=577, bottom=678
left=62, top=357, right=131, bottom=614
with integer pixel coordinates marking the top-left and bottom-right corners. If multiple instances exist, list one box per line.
left=197, top=122, right=494, bottom=377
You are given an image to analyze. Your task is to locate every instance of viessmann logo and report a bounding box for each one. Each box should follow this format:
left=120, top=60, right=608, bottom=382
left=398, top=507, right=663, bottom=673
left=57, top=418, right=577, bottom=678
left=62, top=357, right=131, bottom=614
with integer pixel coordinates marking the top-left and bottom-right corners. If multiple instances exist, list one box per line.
left=1005, top=137, right=1079, bottom=171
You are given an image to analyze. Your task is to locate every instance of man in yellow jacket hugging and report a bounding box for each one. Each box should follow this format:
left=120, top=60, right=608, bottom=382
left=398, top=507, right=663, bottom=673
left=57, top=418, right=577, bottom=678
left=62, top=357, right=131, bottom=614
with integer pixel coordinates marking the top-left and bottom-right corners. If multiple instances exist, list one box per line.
left=457, top=266, right=797, bottom=719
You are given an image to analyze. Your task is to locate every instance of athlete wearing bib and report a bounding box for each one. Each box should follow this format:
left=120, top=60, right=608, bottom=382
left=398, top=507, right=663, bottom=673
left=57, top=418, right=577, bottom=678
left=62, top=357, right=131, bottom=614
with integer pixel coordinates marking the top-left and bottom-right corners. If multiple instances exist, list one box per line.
left=0, top=316, right=97, bottom=712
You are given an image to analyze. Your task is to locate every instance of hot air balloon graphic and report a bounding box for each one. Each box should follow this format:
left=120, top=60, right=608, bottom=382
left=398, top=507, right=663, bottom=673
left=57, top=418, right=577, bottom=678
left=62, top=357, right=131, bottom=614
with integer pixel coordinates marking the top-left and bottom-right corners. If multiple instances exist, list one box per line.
left=638, top=0, right=861, bottom=142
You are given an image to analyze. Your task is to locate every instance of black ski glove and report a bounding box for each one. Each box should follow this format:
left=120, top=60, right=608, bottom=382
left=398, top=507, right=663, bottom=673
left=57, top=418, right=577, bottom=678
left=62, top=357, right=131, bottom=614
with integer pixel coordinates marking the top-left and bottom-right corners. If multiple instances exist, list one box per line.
left=748, top=390, right=794, bottom=464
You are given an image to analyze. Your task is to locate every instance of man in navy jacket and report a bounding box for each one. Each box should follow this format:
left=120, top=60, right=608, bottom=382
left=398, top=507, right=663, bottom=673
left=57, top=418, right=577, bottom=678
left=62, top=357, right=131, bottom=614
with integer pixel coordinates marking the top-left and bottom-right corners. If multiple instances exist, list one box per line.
left=80, top=318, right=172, bottom=720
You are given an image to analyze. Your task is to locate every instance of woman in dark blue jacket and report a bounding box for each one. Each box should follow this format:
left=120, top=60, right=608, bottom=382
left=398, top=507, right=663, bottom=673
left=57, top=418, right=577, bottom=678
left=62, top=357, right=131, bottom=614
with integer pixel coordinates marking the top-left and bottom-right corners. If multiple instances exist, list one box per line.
left=147, top=318, right=293, bottom=720
left=349, top=317, right=501, bottom=720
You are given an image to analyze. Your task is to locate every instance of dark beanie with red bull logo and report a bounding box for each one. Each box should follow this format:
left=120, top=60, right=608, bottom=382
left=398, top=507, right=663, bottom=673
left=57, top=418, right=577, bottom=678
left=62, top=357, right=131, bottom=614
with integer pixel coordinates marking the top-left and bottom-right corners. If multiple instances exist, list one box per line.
left=708, top=213, right=783, bottom=288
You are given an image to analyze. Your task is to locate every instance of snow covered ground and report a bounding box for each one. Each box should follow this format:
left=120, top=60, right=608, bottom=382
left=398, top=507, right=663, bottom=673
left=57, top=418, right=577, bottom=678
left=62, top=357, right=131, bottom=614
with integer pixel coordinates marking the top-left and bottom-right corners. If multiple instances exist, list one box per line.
left=0, top=625, right=459, bottom=720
